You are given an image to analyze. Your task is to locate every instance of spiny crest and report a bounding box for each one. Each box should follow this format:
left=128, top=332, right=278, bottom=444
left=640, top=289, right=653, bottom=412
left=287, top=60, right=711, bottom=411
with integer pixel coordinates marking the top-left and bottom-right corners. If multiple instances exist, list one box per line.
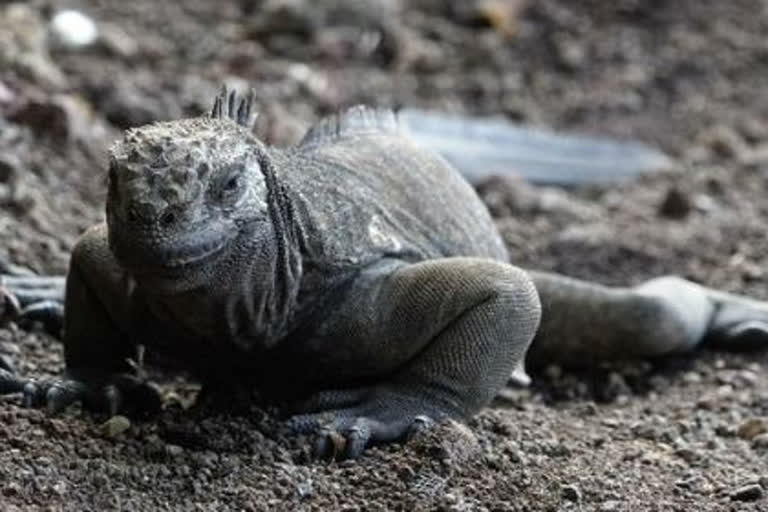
left=298, top=105, right=401, bottom=149
left=106, top=86, right=265, bottom=211
left=210, top=84, right=258, bottom=130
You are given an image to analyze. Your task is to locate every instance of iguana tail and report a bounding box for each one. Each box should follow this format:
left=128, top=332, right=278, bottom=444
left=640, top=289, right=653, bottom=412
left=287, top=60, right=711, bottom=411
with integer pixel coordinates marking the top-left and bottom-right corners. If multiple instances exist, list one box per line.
left=399, top=109, right=672, bottom=186
left=523, top=271, right=768, bottom=369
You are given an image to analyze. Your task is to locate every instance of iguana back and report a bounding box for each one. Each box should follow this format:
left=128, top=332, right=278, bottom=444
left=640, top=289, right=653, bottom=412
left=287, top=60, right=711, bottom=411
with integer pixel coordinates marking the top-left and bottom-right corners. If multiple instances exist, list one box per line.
left=277, top=107, right=509, bottom=270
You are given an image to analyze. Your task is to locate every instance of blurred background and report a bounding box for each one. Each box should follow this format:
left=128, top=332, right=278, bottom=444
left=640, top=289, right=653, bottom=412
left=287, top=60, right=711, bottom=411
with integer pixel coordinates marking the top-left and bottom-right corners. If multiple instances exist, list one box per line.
left=7, top=0, right=768, bottom=146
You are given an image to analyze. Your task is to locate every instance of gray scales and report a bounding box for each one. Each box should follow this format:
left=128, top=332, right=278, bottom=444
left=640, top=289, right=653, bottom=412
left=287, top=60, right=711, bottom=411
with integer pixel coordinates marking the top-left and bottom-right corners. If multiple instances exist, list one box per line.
left=2, top=87, right=768, bottom=459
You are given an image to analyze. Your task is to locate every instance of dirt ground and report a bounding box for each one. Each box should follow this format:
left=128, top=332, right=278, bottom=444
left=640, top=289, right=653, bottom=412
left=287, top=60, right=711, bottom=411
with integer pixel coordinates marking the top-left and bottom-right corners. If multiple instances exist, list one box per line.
left=2, top=0, right=768, bottom=510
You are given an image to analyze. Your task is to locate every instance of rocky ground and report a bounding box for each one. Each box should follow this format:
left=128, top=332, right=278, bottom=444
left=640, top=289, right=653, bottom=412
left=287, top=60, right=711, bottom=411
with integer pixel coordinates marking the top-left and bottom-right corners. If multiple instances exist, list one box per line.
left=2, top=0, right=768, bottom=510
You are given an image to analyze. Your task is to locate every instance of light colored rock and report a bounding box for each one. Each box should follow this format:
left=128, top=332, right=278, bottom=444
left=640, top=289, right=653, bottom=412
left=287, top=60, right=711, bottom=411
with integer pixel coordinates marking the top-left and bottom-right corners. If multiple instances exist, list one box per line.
left=101, top=415, right=131, bottom=438
left=49, top=10, right=98, bottom=49
left=738, top=417, right=768, bottom=440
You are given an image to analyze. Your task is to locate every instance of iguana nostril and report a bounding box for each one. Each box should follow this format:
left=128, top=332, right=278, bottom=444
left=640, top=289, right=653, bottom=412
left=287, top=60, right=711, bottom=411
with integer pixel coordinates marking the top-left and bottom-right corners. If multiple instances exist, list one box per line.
left=160, top=210, right=176, bottom=227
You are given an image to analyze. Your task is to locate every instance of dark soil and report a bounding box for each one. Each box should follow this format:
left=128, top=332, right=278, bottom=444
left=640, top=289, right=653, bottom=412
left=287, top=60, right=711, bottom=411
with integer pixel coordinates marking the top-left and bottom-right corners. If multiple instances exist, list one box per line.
left=3, top=0, right=768, bottom=510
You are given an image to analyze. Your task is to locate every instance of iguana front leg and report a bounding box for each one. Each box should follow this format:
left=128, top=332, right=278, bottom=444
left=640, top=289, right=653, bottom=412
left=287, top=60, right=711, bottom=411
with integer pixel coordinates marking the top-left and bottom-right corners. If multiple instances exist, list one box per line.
left=283, top=257, right=541, bottom=459
left=0, top=226, right=161, bottom=415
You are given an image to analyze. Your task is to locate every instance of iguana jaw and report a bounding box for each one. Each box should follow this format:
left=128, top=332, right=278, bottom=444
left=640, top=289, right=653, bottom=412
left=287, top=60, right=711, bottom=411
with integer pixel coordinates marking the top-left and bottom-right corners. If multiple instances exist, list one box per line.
left=127, top=234, right=230, bottom=272
left=107, top=219, right=240, bottom=292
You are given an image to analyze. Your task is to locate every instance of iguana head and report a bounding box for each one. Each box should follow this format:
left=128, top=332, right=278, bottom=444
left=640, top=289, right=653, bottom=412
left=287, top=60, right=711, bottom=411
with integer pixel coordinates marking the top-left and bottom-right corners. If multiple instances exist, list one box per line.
left=105, top=88, right=274, bottom=292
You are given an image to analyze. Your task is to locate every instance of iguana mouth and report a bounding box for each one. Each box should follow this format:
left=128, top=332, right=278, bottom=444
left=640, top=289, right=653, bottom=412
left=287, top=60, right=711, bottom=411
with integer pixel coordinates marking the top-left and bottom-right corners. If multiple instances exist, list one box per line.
left=110, top=228, right=234, bottom=275
left=155, top=235, right=230, bottom=269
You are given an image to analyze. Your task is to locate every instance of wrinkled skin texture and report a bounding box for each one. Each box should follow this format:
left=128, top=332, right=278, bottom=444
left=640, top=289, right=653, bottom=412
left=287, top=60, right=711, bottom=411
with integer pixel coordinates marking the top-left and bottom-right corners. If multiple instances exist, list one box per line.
left=3, top=90, right=768, bottom=459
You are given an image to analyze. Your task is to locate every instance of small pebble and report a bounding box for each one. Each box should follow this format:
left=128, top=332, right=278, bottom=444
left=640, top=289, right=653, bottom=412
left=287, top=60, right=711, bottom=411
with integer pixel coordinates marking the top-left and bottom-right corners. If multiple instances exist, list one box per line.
left=166, top=444, right=184, bottom=457
left=555, top=38, right=586, bottom=70
left=101, top=415, right=131, bottom=438
left=0, top=156, right=18, bottom=184
left=3, top=481, right=22, bottom=496
left=703, top=125, right=750, bottom=159
left=98, top=23, right=139, bottom=59
left=682, top=371, right=702, bottom=385
left=631, top=422, right=660, bottom=441
left=561, top=484, right=581, bottom=502
left=296, top=479, right=313, bottom=499
left=0, top=80, right=14, bottom=105
left=751, top=433, right=768, bottom=449
left=692, top=194, right=717, bottom=214
left=737, top=417, right=768, bottom=440
left=675, top=447, right=698, bottom=464
left=730, top=483, right=763, bottom=502
left=9, top=94, right=94, bottom=142
left=51, top=480, right=67, bottom=496
left=658, top=186, right=691, bottom=219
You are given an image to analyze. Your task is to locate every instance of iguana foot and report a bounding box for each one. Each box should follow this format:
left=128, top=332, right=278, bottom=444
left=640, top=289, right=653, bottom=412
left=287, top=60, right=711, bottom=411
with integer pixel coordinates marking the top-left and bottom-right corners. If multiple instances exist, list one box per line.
left=705, top=292, right=768, bottom=349
left=0, top=369, right=161, bottom=416
left=283, top=388, right=446, bottom=460
left=1, top=269, right=65, bottom=337
left=636, top=276, right=768, bottom=351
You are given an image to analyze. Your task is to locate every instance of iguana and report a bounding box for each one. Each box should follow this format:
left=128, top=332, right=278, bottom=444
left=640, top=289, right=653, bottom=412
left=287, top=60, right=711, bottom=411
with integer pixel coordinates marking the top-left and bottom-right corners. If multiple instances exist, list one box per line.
left=2, top=87, right=768, bottom=459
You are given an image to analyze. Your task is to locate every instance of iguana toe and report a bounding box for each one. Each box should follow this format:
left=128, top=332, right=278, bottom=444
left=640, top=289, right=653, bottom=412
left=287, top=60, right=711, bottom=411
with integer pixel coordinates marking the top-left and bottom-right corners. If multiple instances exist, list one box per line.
left=285, top=390, right=445, bottom=460
left=3, top=372, right=161, bottom=416
left=310, top=416, right=380, bottom=459
left=38, top=380, right=89, bottom=414
left=308, top=413, right=438, bottom=460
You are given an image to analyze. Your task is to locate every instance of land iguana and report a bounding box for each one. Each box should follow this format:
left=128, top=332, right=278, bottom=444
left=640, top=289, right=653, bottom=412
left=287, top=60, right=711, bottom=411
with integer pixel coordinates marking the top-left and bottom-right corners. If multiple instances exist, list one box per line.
left=2, top=87, right=768, bottom=459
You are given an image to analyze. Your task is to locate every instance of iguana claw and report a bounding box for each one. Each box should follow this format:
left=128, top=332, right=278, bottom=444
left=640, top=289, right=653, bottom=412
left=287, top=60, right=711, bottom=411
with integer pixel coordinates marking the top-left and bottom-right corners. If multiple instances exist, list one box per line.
left=1, top=371, right=162, bottom=416
left=298, top=411, right=437, bottom=460
left=284, top=389, right=445, bottom=459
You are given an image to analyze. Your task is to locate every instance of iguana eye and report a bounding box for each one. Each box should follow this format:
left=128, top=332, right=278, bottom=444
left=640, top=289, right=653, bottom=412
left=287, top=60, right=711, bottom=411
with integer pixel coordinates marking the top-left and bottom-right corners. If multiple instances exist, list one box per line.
left=216, top=173, right=243, bottom=203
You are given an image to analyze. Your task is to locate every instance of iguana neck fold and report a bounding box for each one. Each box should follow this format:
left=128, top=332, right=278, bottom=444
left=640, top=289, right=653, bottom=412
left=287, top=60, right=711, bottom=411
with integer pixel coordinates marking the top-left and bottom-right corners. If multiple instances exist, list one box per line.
left=254, top=151, right=304, bottom=346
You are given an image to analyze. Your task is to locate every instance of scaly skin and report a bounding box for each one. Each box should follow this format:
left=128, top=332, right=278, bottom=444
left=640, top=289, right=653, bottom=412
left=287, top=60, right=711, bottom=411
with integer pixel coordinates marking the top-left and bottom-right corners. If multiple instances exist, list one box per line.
left=3, top=87, right=768, bottom=459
